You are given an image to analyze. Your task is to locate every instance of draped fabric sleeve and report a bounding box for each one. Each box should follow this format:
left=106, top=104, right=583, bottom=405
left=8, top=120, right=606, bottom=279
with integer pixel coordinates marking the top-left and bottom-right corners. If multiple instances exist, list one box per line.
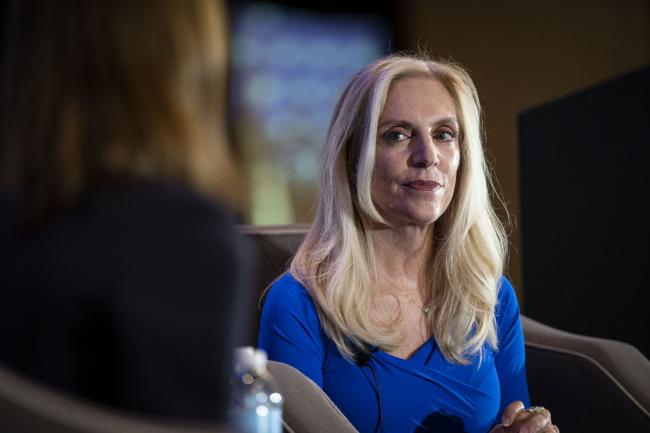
left=494, top=277, right=531, bottom=420
left=258, top=273, right=326, bottom=387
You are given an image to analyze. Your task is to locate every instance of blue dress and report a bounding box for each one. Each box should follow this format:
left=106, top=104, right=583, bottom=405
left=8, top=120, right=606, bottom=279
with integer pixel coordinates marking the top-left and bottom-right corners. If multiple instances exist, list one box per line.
left=258, top=273, right=530, bottom=433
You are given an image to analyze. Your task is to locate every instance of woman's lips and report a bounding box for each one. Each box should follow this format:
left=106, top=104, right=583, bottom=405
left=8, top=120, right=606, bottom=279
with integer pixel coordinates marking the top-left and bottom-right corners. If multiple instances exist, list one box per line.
left=404, top=180, right=443, bottom=191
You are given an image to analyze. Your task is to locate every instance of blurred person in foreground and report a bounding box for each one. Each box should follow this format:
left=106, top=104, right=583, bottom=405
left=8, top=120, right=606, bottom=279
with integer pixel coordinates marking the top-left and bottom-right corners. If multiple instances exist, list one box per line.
left=0, top=0, right=246, bottom=424
left=259, top=54, right=559, bottom=433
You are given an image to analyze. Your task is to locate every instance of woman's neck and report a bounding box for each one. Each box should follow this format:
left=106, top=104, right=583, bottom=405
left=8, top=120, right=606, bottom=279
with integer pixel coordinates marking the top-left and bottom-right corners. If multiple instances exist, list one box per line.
left=369, top=223, right=434, bottom=293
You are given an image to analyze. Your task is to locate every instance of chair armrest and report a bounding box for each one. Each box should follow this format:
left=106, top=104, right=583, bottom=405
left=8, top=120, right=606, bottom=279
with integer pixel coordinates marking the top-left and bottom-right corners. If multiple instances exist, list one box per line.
left=0, top=365, right=232, bottom=433
left=522, top=316, right=650, bottom=430
left=267, top=361, right=359, bottom=433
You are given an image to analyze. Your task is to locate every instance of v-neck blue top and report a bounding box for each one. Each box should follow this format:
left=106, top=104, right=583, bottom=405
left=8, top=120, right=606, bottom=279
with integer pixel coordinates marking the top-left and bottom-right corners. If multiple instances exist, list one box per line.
left=258, top=273, right=530, bottom=433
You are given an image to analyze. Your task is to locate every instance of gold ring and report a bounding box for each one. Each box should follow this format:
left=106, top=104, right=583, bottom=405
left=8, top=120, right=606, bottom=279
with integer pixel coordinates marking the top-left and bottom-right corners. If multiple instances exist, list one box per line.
left=526, top=406, right=547, bottom=415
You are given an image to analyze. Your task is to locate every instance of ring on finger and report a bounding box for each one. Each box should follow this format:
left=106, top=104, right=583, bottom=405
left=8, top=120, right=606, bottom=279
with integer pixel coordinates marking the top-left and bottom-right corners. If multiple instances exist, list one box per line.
left=526, top=406, right=547, bottom=415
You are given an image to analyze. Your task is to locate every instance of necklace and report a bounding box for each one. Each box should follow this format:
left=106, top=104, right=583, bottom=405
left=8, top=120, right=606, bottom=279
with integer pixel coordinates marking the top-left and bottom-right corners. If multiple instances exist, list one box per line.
left=399, top=288, right=434, bottom=315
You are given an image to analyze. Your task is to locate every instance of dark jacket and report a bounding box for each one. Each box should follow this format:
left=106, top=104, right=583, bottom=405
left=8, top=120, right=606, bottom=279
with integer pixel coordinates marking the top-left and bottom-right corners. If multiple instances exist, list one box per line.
left=0, top=182, right=248, bottom=422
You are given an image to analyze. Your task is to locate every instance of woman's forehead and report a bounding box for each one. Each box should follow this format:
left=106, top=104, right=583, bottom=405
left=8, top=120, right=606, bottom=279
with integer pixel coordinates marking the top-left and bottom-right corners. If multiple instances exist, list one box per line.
left=378, top=77, right=458, bottom=126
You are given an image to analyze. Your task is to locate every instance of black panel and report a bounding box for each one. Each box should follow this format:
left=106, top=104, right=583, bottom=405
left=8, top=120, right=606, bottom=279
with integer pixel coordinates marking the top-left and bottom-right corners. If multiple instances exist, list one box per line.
left=519, top=66, right=650, bottom=357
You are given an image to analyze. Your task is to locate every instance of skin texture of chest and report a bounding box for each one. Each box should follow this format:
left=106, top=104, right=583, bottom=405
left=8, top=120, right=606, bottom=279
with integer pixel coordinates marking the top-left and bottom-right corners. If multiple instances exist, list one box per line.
left=374, top=294, right=432, bottom=359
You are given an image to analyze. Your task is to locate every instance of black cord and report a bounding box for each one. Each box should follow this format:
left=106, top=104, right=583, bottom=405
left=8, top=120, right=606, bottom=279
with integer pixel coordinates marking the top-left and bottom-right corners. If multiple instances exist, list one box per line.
left=366, top=361, right=385, bottom=433
left=354, top=345, right=385, bottom=433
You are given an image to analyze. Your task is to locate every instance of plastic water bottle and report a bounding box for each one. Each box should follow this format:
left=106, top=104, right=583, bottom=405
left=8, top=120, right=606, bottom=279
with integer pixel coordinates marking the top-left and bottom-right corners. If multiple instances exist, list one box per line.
left=230, top=347, right=283, bottom=433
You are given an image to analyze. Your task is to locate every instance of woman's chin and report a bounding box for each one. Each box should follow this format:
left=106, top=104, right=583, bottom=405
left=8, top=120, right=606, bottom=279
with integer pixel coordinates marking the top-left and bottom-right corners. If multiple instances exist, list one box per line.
left=386, top=212, right=441, bottom=229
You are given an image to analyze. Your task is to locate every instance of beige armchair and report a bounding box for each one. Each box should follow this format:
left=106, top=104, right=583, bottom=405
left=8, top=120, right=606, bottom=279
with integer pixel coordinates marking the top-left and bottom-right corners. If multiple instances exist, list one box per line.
left=242, top=224, right=650, bottom=433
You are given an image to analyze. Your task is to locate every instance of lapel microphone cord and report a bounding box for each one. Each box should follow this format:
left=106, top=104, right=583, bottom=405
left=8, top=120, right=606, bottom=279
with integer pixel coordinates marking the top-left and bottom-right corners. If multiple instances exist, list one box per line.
left=355, top=347, right=385, bottom=433
left=367, top=361, right=385, bottom=433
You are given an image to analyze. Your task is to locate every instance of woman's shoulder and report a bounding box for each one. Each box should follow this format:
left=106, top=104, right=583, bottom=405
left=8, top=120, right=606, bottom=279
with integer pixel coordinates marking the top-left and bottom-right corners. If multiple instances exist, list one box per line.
left=496, top=276, right=522, bottom=321
left=497, top=276, right=516, bottom=300
left=264, top=272, right=316, bottom=313
left=269, top=272, right=307, bottom=291
left=259, top=272, right=325, bottom=351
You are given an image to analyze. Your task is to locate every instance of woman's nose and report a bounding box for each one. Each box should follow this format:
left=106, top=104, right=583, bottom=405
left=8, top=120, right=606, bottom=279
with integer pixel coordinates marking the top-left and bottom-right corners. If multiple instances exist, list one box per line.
left=411, top=134, right=439, bottom=168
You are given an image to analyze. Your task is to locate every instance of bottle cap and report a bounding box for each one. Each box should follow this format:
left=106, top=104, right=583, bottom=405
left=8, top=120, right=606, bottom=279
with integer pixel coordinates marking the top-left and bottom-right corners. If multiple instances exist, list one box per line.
left=234, top=346, right=268, bottom=374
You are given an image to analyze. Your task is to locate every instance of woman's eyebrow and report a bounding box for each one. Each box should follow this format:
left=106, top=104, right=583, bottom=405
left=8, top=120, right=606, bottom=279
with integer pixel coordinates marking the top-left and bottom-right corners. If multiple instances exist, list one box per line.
left=378, top=119, right=415, bottom=129
left=435, top=117, right=460, bottom=129
left=378, top=117, right=459, bottom=130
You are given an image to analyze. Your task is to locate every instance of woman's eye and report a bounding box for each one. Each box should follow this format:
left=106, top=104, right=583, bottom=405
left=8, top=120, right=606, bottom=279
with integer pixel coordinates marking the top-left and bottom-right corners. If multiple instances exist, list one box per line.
left=434, top=130, right=456, bottom=142
left=384, top=130, right=409, bottom=142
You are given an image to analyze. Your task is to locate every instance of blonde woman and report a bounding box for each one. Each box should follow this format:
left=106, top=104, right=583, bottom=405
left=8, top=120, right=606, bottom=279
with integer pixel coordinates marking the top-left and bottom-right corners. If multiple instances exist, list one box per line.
left=259, top=54, right=558, bottom=433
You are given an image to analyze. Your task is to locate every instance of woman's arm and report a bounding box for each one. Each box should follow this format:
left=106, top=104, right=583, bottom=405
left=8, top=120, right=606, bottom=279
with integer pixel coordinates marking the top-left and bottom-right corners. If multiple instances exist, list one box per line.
left=494, top=277, right=531, bottom=419
left=491, top=278, right=559, bottom=432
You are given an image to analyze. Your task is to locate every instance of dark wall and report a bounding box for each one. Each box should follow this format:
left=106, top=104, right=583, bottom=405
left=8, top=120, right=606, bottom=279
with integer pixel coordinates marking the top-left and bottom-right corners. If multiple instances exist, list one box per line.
left=519, top=67, right=649, bottom=356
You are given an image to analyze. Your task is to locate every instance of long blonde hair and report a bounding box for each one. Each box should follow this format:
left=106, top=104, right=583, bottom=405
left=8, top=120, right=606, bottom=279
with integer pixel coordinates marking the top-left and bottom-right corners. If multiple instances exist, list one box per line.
left=290, top=54, right=507, bottom=364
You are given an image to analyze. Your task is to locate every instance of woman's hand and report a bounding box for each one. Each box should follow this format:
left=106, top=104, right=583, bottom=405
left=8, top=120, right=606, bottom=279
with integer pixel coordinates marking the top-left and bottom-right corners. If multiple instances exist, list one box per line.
left=489, top=401, right=559, bottom=433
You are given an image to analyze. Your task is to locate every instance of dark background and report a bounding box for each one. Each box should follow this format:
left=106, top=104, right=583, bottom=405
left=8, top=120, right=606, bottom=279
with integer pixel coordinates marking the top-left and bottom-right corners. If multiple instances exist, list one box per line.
left=520, top=67, right=650, bottom=357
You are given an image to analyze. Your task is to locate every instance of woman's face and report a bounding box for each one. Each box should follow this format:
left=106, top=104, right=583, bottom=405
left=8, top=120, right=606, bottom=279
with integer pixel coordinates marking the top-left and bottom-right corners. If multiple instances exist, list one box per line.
left=371, top=77, right=460, bottom=228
